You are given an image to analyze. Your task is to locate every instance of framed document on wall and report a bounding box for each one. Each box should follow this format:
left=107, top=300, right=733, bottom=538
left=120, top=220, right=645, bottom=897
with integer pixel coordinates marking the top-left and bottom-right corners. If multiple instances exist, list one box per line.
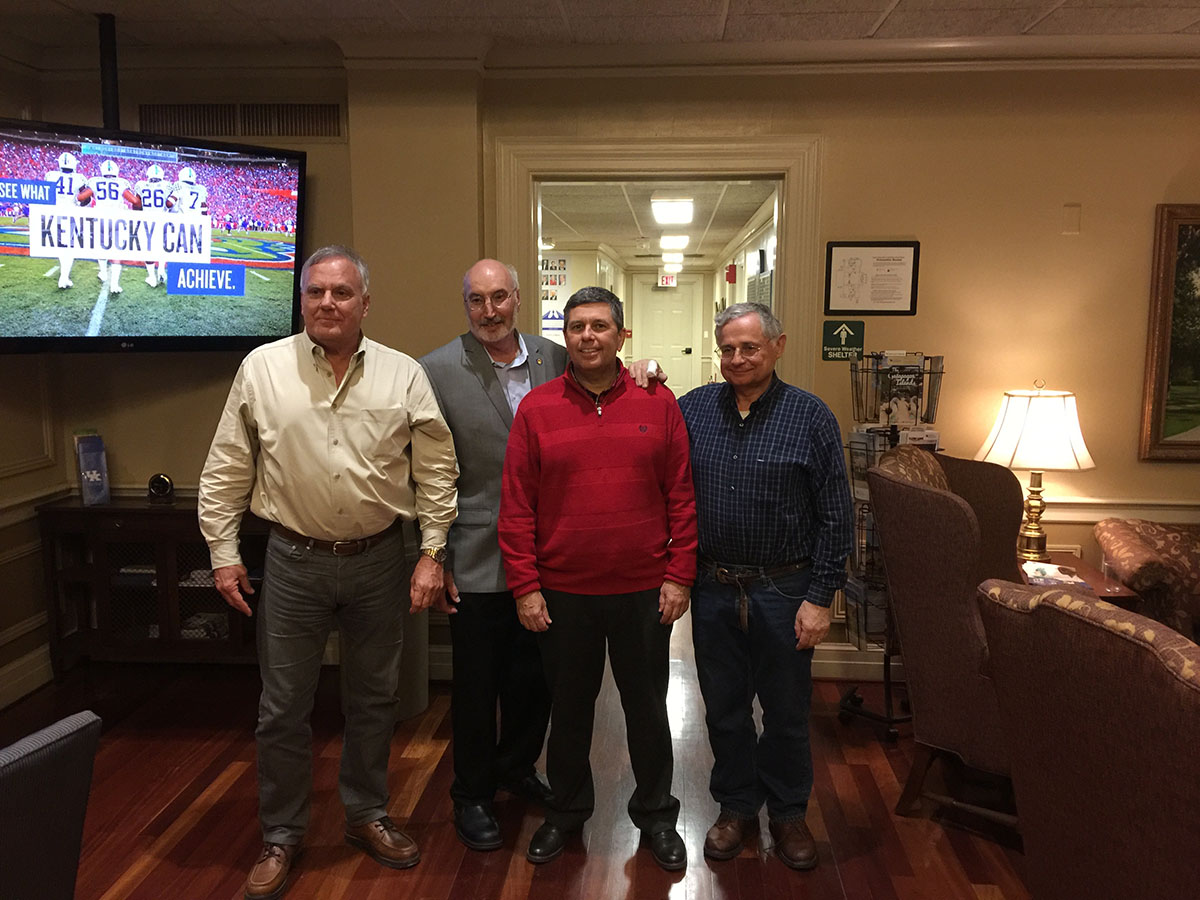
left=824, top=241, right=920, bottom=316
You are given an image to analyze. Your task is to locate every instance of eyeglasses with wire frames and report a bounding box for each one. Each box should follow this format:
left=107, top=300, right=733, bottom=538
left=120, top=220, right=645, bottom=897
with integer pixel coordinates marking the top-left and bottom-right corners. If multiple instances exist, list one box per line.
left=465, top=289, right=517, bottom=310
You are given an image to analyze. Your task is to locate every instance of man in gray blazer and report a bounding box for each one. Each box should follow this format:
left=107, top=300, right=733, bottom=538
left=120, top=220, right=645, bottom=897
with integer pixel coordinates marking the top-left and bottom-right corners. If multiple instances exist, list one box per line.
left=420, top=259, right=565, bottom=852
left=421, top=259, right=666, bottom=853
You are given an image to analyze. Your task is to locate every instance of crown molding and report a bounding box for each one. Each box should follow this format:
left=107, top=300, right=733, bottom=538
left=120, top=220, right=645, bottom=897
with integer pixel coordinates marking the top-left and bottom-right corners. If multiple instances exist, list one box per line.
left=481, top=34, right=1200, bottom=78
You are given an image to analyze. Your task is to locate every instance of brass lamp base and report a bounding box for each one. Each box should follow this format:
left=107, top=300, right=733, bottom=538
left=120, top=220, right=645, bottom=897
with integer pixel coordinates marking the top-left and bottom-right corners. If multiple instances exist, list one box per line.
left=1016, top=470, right=1051, bottom=562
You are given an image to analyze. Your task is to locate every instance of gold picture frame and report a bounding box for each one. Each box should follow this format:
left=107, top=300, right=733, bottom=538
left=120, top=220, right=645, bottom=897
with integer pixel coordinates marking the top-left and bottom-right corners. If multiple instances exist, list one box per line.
left=1140, top=204, right=1200, bottom=460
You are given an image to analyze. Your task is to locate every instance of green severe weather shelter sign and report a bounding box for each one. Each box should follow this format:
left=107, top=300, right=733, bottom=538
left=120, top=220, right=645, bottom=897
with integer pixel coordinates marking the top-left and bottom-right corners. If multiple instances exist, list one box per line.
left=822, top=320, right=864, bottom=361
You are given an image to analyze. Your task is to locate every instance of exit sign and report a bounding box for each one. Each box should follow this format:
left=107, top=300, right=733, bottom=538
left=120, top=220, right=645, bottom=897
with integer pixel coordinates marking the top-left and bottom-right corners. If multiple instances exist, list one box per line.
left=658, top=272, right=677, bottom=288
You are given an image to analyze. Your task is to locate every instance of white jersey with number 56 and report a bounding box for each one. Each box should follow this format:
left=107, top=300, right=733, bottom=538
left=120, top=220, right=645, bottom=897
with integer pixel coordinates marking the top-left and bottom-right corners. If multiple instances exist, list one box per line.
left=86, top=174, right=135, bottom=208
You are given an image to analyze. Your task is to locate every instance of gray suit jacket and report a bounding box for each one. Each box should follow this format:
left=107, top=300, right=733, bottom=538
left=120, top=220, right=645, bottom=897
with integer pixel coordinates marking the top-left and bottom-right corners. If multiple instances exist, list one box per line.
left=419, top=331, right=567, bottom=593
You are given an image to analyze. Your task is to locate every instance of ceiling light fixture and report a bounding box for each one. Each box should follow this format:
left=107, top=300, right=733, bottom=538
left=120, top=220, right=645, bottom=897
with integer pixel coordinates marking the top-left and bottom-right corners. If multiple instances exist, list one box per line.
left=661, top=252, right=684, bottom=264
left=651, top=192, right=694, bottom=225
left=660, top=234, right=690, bottom=250
left=664, top=263, right=683, bottom=274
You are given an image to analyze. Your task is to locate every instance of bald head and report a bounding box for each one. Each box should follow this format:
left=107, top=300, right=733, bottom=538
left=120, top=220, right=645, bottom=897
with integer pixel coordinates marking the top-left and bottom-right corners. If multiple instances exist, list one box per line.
left=462, top=258, right=521, bottom=352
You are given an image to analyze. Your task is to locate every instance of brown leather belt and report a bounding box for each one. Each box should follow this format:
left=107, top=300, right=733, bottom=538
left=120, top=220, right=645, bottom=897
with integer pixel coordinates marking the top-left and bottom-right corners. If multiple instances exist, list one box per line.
left=272, top=520, right=402, bottom=557
left=701, top=558, right=812, bottom=633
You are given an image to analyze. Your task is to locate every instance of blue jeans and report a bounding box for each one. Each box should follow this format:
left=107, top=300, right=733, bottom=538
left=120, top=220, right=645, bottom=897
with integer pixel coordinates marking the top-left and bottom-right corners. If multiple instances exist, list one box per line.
left=691, top=565, right=814, bottom=823
left=255, top=527, right=408, bottom=844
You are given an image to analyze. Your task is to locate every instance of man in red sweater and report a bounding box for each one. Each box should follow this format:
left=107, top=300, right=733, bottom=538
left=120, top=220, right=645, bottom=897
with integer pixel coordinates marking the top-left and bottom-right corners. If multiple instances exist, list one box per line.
left=499, top=286, right=697, bottom=871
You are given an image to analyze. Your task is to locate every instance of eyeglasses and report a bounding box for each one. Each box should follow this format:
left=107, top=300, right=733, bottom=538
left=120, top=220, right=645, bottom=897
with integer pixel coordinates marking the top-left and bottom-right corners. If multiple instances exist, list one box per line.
left=466, top=290, right=516, bottom=310
left=718, top=343, right=764, bottom=360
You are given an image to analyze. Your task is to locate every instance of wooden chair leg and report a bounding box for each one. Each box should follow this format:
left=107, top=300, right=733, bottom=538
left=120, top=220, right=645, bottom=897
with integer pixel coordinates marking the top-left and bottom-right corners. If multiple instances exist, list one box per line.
left=896, top=743, right=937, bottom=817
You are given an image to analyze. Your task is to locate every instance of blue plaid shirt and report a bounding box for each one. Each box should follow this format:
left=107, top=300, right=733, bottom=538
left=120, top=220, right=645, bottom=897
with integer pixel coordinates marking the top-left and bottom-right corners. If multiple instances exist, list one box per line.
left=677, top=376, right=853, bottom=608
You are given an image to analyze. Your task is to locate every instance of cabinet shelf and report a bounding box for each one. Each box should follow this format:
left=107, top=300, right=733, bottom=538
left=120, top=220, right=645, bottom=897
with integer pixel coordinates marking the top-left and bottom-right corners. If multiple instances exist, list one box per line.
left=38, top=497, right=268, bottom=675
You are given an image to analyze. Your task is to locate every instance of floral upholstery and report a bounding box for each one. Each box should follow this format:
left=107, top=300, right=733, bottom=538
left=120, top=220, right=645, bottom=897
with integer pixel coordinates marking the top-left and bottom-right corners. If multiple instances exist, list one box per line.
left=976, top=578, right=1200, bottom=900
left=873, top=444, right=949, bottom=492
left=1093, top=517, right=1200, bottom=639
left=980, top=579, right=1200, bottom=690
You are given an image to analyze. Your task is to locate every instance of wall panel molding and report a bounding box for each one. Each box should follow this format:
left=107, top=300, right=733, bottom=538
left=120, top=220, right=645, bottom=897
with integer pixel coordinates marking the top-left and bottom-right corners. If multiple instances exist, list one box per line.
left=0, top=611, right=47, bottom=648
left=0, top=645, right=52, bottom=712
left=0, top=356, right=56, bottom=479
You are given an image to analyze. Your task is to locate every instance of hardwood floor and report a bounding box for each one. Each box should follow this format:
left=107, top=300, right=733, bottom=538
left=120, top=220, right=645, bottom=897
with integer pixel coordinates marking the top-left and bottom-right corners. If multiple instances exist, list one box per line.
left=1, top=619, right=1029, bottom=900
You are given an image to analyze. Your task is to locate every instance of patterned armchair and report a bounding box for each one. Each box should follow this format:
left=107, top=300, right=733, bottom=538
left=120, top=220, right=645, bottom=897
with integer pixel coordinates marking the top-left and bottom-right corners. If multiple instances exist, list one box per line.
left=866, top=446, right=1024, bottom=822
left=1093, top=518, right=1200, bottom=639
left=977, top=580, right=1200, bottom=900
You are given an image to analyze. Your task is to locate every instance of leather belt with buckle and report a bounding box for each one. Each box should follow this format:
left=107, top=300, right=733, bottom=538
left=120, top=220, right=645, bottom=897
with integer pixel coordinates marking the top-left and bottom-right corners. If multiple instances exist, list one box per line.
left=272, top=520, right=402, bottom=557
left=701, top=558, right=812, bottom=632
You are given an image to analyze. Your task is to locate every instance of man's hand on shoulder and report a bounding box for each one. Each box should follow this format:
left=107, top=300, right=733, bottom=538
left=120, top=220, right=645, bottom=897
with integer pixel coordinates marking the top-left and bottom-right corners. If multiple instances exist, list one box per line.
left=409, top=554, right=444, bottom=614
left=659, top=580, right=690, bottom=625
left=629, top=358, right=669, bottom=388
left=214, top=564, right=254, bottom=617
left=516, top=590, right=551, bottom=632
left=794, top=600, right=831, bottom=650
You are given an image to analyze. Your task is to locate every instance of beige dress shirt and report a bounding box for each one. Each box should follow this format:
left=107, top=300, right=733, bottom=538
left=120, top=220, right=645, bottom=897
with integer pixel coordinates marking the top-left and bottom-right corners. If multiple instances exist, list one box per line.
left=198, top=331, right=458, bottom=569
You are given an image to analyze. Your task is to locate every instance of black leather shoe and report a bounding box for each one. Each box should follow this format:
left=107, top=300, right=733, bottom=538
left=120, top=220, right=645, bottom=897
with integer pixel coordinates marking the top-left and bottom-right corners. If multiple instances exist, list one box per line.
left=644, top=828, right=687, bottom=871
left=526, top=821, right=570, bottom=863
left=501, top=771, right=554, bottom=806
left=454, top=804, right=502, bottom=851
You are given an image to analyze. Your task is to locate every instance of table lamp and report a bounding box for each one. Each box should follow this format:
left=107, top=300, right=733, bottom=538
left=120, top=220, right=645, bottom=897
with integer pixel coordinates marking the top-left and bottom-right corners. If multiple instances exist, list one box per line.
left=975, top=383, right=1095, bottom=561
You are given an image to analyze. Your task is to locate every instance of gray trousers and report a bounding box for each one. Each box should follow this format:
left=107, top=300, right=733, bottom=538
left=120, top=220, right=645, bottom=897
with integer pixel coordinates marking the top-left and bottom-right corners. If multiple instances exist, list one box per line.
left=255, top=527, right=408, bottom=844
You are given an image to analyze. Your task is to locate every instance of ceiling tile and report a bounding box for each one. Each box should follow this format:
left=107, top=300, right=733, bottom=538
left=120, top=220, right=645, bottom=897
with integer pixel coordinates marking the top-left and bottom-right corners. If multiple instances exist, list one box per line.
left=724, top=12, right=882, bottom=40
left=874, top=9, right=1036, bottom=37
left=569, top=15, right=725, bottom=42
left=1030, top=6, right=1200, bottom=31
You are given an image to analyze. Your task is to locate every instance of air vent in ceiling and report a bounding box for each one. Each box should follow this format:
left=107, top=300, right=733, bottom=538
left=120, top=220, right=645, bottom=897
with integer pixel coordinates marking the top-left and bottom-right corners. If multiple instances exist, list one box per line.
left=139, top=103, right=341, bottom=139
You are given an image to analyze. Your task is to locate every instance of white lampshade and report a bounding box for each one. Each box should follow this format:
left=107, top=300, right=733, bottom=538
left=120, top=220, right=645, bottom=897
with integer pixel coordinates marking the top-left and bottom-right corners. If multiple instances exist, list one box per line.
left=975, top=389, right=1095, bottom=471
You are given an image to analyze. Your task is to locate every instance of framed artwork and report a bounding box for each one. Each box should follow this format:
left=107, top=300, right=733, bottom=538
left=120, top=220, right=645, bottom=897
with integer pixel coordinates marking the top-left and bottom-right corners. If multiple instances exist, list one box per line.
left=1140, top=204, right=1200, bottom=460
left=824, top=241, right=919, bottom=316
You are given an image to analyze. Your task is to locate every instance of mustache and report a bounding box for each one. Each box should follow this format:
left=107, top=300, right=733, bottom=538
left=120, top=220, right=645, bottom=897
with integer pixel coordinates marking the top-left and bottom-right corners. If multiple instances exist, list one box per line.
left=479, top=316, right=506, bottom=326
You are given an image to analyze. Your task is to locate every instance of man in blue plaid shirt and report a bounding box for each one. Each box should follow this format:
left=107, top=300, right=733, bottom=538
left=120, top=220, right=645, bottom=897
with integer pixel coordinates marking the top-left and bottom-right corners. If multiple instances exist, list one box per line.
left=677, top=301, right=852, bottom=872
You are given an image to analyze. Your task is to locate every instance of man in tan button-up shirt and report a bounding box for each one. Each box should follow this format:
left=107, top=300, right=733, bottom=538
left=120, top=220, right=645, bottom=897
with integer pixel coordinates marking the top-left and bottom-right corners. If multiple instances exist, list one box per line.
left=198, top=245, right=457, bottom=900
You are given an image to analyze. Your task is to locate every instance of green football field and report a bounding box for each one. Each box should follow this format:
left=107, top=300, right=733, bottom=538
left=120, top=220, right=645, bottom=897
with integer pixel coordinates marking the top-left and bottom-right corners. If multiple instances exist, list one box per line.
left=0, top=227, right=296, bottom=338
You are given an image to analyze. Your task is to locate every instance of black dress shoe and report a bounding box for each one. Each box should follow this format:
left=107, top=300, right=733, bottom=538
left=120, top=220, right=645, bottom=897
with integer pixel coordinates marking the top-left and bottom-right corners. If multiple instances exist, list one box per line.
left=501, top=771, right=554, bottom=806
left=526, top=821, right=570, bottom=863
left=644, top=828, right=687, bottom=871
left=454, top=804, right=502, bottom=851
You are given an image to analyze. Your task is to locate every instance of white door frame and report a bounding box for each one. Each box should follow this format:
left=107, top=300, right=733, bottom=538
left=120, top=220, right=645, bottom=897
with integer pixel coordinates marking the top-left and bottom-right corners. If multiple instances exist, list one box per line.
left=493, top=136, right=824, bottom=389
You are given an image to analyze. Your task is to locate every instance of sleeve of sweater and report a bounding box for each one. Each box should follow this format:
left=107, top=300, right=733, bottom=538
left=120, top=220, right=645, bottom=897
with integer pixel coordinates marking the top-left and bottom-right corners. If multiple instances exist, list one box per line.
left=499, top=402, right=542, bottom=597
left=661, top=396, right=699, bottom=587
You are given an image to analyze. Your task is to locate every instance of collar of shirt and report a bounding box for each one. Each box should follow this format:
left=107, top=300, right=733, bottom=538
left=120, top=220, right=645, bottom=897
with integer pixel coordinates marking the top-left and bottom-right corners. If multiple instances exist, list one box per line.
left=720, top=372, right=783, bottom=419
left=488, top=332, right=529, bottom=370
left=565, top=358, right=629, bottom=404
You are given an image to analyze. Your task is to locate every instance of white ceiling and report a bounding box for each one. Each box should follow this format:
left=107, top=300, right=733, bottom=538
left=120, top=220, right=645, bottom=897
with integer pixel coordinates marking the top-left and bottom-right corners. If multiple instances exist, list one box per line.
left=3, top=0, right=1200, bottom=63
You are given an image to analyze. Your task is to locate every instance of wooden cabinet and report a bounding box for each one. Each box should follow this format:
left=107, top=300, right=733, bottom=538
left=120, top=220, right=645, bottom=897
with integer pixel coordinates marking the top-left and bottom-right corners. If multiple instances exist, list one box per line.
left=37, top=497, right=268, bottom=675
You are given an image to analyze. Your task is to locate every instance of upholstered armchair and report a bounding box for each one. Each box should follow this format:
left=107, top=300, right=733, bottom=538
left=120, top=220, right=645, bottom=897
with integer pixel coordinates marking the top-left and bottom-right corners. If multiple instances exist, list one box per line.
left=977, top=579, right=1200, bottom=900
left=866, top=445, right=1024, bottom=823
left=1093, top=517, right=1200, bottom=640
left=0, top=710, right=102, bottom=900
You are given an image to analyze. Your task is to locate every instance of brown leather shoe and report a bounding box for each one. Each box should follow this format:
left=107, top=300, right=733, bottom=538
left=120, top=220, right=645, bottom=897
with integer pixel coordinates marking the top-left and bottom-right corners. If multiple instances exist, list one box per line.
left=769, top=819, right=818, bottom=870
left=244, top=842, right=300, bottom=900
left=345, top=816, right=420, bottom=869
left=703, top=813, right=759, bottom=860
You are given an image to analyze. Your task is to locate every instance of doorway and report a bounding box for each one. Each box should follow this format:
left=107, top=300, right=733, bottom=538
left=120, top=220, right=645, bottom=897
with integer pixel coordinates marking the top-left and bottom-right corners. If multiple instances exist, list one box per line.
left=492, top=135, right=824, bottom=390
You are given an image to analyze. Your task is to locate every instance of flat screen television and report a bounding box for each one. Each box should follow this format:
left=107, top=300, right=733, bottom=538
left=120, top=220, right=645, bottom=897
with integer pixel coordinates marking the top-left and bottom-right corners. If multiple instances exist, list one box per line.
left=0, top=117, right=305, bottom=352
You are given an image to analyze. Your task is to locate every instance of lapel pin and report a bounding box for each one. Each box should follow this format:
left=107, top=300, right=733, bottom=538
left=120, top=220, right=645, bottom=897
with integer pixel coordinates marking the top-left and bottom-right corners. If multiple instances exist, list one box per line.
left=536, top=357, right=543, bottom=365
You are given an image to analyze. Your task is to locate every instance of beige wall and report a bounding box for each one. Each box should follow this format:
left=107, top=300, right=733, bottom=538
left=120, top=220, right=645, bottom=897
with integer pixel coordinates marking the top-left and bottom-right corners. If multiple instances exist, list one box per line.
left=4, top=55, right=1200, bottom=696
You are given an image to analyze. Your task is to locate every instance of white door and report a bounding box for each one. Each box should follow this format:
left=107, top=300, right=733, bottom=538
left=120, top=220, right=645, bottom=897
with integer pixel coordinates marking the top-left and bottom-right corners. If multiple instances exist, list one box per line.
left=631, top=274, right=702, bottom=395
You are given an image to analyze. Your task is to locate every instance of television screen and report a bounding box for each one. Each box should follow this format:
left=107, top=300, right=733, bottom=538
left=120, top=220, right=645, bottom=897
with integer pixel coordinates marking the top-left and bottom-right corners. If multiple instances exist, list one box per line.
left=0, top=117, right=305, bottom=352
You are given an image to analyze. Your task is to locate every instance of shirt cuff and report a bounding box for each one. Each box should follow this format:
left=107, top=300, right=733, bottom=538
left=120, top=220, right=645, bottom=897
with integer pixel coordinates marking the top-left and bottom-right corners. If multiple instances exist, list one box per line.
left=419, top=528, right=449, bottom=549
left=208, top=541, right=243, bottom=570
left=807, top=582, right=837, bottom=608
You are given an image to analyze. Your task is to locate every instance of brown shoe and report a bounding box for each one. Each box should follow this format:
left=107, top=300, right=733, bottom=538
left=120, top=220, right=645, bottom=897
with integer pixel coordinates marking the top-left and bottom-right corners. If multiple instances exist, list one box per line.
left=769, top=819, right=818, bottom=870
left=345, top=816, right=420, bottom=869
left=244, top=842, right=300, bottom=900
left=704, top=813, right=759, bottom=860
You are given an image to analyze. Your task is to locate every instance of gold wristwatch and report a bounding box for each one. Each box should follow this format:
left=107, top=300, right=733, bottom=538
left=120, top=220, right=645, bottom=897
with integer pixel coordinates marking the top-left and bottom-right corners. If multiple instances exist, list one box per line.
left=420, top=546, right=447, bottom=565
